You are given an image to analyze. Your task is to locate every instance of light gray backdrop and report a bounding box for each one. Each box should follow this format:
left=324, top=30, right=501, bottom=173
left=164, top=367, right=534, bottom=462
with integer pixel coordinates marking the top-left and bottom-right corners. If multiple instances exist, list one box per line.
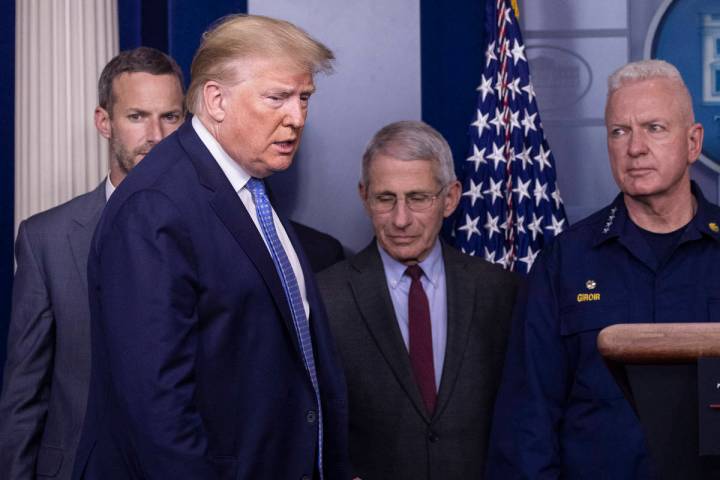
left=252, top=0, right=718, bottom=253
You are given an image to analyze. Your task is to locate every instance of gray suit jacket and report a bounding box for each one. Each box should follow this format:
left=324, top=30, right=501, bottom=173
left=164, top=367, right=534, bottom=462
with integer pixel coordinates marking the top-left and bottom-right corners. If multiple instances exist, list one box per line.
left=0, top=183, right=105, bottom=479
left=317, top=241, right=521, bottom=480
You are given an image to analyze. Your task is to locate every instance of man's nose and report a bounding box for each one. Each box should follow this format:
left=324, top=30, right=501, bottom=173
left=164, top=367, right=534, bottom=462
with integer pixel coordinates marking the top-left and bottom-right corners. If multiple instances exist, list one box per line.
left=283, top=100, right=306, bottom=129
left=146, top=118, right=164, bottom=143
left=390, top=198, right=412, bottom=228
left=627, top=130, right=648, bottom=157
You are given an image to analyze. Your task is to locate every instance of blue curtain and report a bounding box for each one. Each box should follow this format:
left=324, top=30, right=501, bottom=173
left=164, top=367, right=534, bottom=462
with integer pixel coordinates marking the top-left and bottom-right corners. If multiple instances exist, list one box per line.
left=420, top=0, right=485, bottom=170
left=0, top=0, right=16, bottom=385
left=118, top=0, right=248, bottom=88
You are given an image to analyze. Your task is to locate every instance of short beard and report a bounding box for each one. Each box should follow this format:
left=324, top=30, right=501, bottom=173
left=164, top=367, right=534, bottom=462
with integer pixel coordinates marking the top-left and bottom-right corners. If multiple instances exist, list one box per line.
left=109, top=137, right=154, bottom=175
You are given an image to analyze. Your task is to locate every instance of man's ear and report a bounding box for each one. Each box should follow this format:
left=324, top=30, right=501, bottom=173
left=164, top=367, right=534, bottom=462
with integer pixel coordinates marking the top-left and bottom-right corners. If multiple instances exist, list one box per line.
left=687, top=122, right=704, bottom=165
left=202, top=81, right=226, bottom=123
left=94, top=106, right=112, bottom=140
left=443, top=180, right=462, bottom=218
left=358, top=182, right=371, bottom=214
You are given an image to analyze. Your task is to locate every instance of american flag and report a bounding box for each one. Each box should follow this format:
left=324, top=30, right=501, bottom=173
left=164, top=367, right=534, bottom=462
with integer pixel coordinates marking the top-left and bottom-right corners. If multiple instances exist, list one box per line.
left=451, top=0, right=568, bottom=275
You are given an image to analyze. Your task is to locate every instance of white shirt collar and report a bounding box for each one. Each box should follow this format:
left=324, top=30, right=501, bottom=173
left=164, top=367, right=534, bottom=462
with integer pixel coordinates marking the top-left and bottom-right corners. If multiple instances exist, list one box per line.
left=191, top=115, right=251, bottom=193
left=105, top=174, right=115, bottom=201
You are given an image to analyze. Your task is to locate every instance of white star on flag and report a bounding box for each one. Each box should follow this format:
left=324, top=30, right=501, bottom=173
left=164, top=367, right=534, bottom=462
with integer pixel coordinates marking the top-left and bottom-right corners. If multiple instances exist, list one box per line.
left=513, top=178, right=531, bottom=202
left=510, top=39, right=526, bottom=65
left=489, top=107, right=506, bottom=136
left=521, top=109, right=537, bottom=136
left=527, top=213, right=544, bottom=241
left=533, top=179, right=549, bottom=206
left=458, top=214, right=481, bottom=241
left=516, top=145, right=533, bottom=170
left=486, top=142, right=507, bottom=169
left=477, top=74, right=494, bottom=101
left=472, top=110, right=491, bottom=135
left=496, top=247, right=511, bottom=269
left=546, top=214, right=566, bottom=236
left=484, top=212, right=501, bottom=239
left=522, top=82, right=536, bottom=102
left=462, top=179, right=484, bottom=207
left=466, top=144, right=487, bottom=171
left=483, top=177, right=504, bottom=204
left=533, top=145, right=552, bottom=172
left=518, top=246, right=539, bottom=270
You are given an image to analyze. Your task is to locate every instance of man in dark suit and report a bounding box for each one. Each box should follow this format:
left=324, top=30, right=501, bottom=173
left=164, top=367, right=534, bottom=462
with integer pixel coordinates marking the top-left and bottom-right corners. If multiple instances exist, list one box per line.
left=317, top=121, right=521, bottom=479
left=0, top=47, right=185, bottom=480
left=292, top=222, right=345, bottom=273
left=73, top=15, right=349, bottom=480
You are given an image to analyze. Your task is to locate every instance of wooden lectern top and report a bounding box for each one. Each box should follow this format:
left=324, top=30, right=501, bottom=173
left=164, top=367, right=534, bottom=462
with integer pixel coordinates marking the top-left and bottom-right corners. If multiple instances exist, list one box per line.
left=597, top=323, right=720, bottom=363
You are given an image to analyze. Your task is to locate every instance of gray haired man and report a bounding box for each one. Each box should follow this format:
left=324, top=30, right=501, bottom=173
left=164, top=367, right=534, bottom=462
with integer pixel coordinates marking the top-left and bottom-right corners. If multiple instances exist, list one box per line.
left=318, top=120, right=521, bottom=479
left=487, top=59, right=718, bottom=479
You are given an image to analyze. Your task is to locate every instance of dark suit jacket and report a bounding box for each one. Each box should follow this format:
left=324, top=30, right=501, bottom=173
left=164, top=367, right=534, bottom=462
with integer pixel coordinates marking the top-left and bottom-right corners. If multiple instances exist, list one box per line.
left=317, top=241, right=520, bottom=480
left=290, top=222, right=345, bottom=273
left=0, top=183, right=105, bottom=480
left=73, top=120, right=349, bottom=480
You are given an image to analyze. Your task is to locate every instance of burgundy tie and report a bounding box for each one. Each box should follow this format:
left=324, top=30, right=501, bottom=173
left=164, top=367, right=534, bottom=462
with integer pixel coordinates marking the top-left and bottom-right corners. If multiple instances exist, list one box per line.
left=405, top=264, right=437, bottom=414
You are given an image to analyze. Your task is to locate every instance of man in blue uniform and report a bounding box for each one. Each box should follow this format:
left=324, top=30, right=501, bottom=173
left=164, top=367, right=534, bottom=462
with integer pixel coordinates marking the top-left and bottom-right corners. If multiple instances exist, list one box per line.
left=486, top=59, right=717, bottom=479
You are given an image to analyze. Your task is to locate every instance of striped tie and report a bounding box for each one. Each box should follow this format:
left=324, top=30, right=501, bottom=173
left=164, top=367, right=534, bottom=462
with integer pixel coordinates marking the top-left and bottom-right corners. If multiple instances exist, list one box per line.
left=246, top=177, right=324, bottom=479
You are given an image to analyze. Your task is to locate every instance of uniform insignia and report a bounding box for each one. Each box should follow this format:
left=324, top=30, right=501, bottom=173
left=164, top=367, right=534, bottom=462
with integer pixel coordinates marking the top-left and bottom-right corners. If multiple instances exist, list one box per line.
left=602, top=207, right=617, bottom=234
left=577, top=279, right=600, bottom=302
left=710, top=222, right=719, bottom=233
left=577, top=292, right=601, bottom=302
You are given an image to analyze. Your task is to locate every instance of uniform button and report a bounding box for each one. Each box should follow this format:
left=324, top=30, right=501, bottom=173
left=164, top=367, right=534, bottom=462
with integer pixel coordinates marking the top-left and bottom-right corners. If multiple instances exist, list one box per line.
left=306, top=410, right=316, bottom=424
left=428, top=430, right=439, bottom=442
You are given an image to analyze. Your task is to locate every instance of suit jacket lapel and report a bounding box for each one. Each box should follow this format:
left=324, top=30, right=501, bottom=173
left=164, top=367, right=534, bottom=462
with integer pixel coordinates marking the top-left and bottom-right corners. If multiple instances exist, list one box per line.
left=176, top=122, right=296, bottom=344
left=68, top=182, right=106, bottom=293
left=434, top=243, right=476, bottom=418
left=349, top=242, right=431, bottom=422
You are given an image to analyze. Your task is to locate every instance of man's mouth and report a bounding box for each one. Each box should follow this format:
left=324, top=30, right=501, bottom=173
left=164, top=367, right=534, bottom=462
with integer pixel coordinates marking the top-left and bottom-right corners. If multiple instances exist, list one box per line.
left=388, top=235, right=417, bottom=244
left=273, top=140, right=296, bottom=154
left=627, top=167, right=653, bottom=177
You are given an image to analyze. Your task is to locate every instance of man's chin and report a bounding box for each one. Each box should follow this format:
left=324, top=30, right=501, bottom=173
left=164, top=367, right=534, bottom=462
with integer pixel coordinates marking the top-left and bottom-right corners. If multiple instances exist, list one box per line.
left=380, top=242, right=423, bottom=265
left=251, top=156, right=296, bottom=177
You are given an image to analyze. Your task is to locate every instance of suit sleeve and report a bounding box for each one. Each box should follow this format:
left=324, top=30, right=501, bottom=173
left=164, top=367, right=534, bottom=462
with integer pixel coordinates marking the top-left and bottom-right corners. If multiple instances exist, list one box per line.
left=95, top=191, right=216, bottom=478
left=485, top=247, right=568, bottom=480
left=0, top=221, right=55, bottom=479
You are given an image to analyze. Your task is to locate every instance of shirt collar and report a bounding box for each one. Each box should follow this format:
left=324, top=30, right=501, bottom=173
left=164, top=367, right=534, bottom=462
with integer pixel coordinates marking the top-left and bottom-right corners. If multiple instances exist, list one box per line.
left=377, top=239, right=444, bottom=289
left=593, top=181, right=720, bottom=247
left=105, top=174, right=115, bottom=201
left=685, top=181, right=720, bottom=244
left=192, top=115, right=251, bottom=193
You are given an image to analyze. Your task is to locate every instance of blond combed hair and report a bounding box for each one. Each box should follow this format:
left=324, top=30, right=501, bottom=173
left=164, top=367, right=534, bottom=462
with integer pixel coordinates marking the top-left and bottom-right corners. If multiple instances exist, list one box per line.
left=186, top=14, right=334, bottom=114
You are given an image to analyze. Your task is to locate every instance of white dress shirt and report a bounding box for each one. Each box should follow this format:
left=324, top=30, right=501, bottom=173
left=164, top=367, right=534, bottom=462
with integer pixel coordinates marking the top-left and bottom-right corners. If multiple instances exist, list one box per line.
left=105, top=174, right=115, bottom=201
left=192, top=116, right=309, bottom=318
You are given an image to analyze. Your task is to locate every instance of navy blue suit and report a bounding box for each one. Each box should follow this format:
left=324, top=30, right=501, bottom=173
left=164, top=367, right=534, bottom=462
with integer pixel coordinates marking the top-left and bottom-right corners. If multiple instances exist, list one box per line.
left=73, top=120, right=349, bottom=479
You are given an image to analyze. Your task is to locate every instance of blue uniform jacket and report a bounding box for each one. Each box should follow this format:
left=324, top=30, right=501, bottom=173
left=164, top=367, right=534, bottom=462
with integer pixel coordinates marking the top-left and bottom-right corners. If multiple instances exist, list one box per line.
left=486, top=183, right=720, bottom=479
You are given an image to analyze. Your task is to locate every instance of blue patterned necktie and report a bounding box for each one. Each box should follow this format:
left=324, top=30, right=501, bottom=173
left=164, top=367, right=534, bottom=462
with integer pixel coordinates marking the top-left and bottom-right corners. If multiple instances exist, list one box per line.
left=246, top=177, right=324, bottom=479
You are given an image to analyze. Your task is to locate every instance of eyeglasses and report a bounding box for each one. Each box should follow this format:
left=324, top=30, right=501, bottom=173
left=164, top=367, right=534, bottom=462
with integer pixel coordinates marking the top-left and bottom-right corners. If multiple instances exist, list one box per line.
left=367, top=186, right=446, bottom=214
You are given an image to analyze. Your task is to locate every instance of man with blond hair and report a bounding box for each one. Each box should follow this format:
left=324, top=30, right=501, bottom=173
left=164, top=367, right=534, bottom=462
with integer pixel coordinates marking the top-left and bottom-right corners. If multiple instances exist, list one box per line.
left=486, top=59, right=718, bottom=479
left=73, top=15, right=348, bottom=480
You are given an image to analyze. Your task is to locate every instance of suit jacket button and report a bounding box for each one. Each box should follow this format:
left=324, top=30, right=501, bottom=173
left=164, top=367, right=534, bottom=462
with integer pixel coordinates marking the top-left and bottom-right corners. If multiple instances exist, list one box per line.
left=301, top=475, right=311, bottom=480
left=428, top=430, right=439, bottom=442
left=306, top=410, right=317, bottom=424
